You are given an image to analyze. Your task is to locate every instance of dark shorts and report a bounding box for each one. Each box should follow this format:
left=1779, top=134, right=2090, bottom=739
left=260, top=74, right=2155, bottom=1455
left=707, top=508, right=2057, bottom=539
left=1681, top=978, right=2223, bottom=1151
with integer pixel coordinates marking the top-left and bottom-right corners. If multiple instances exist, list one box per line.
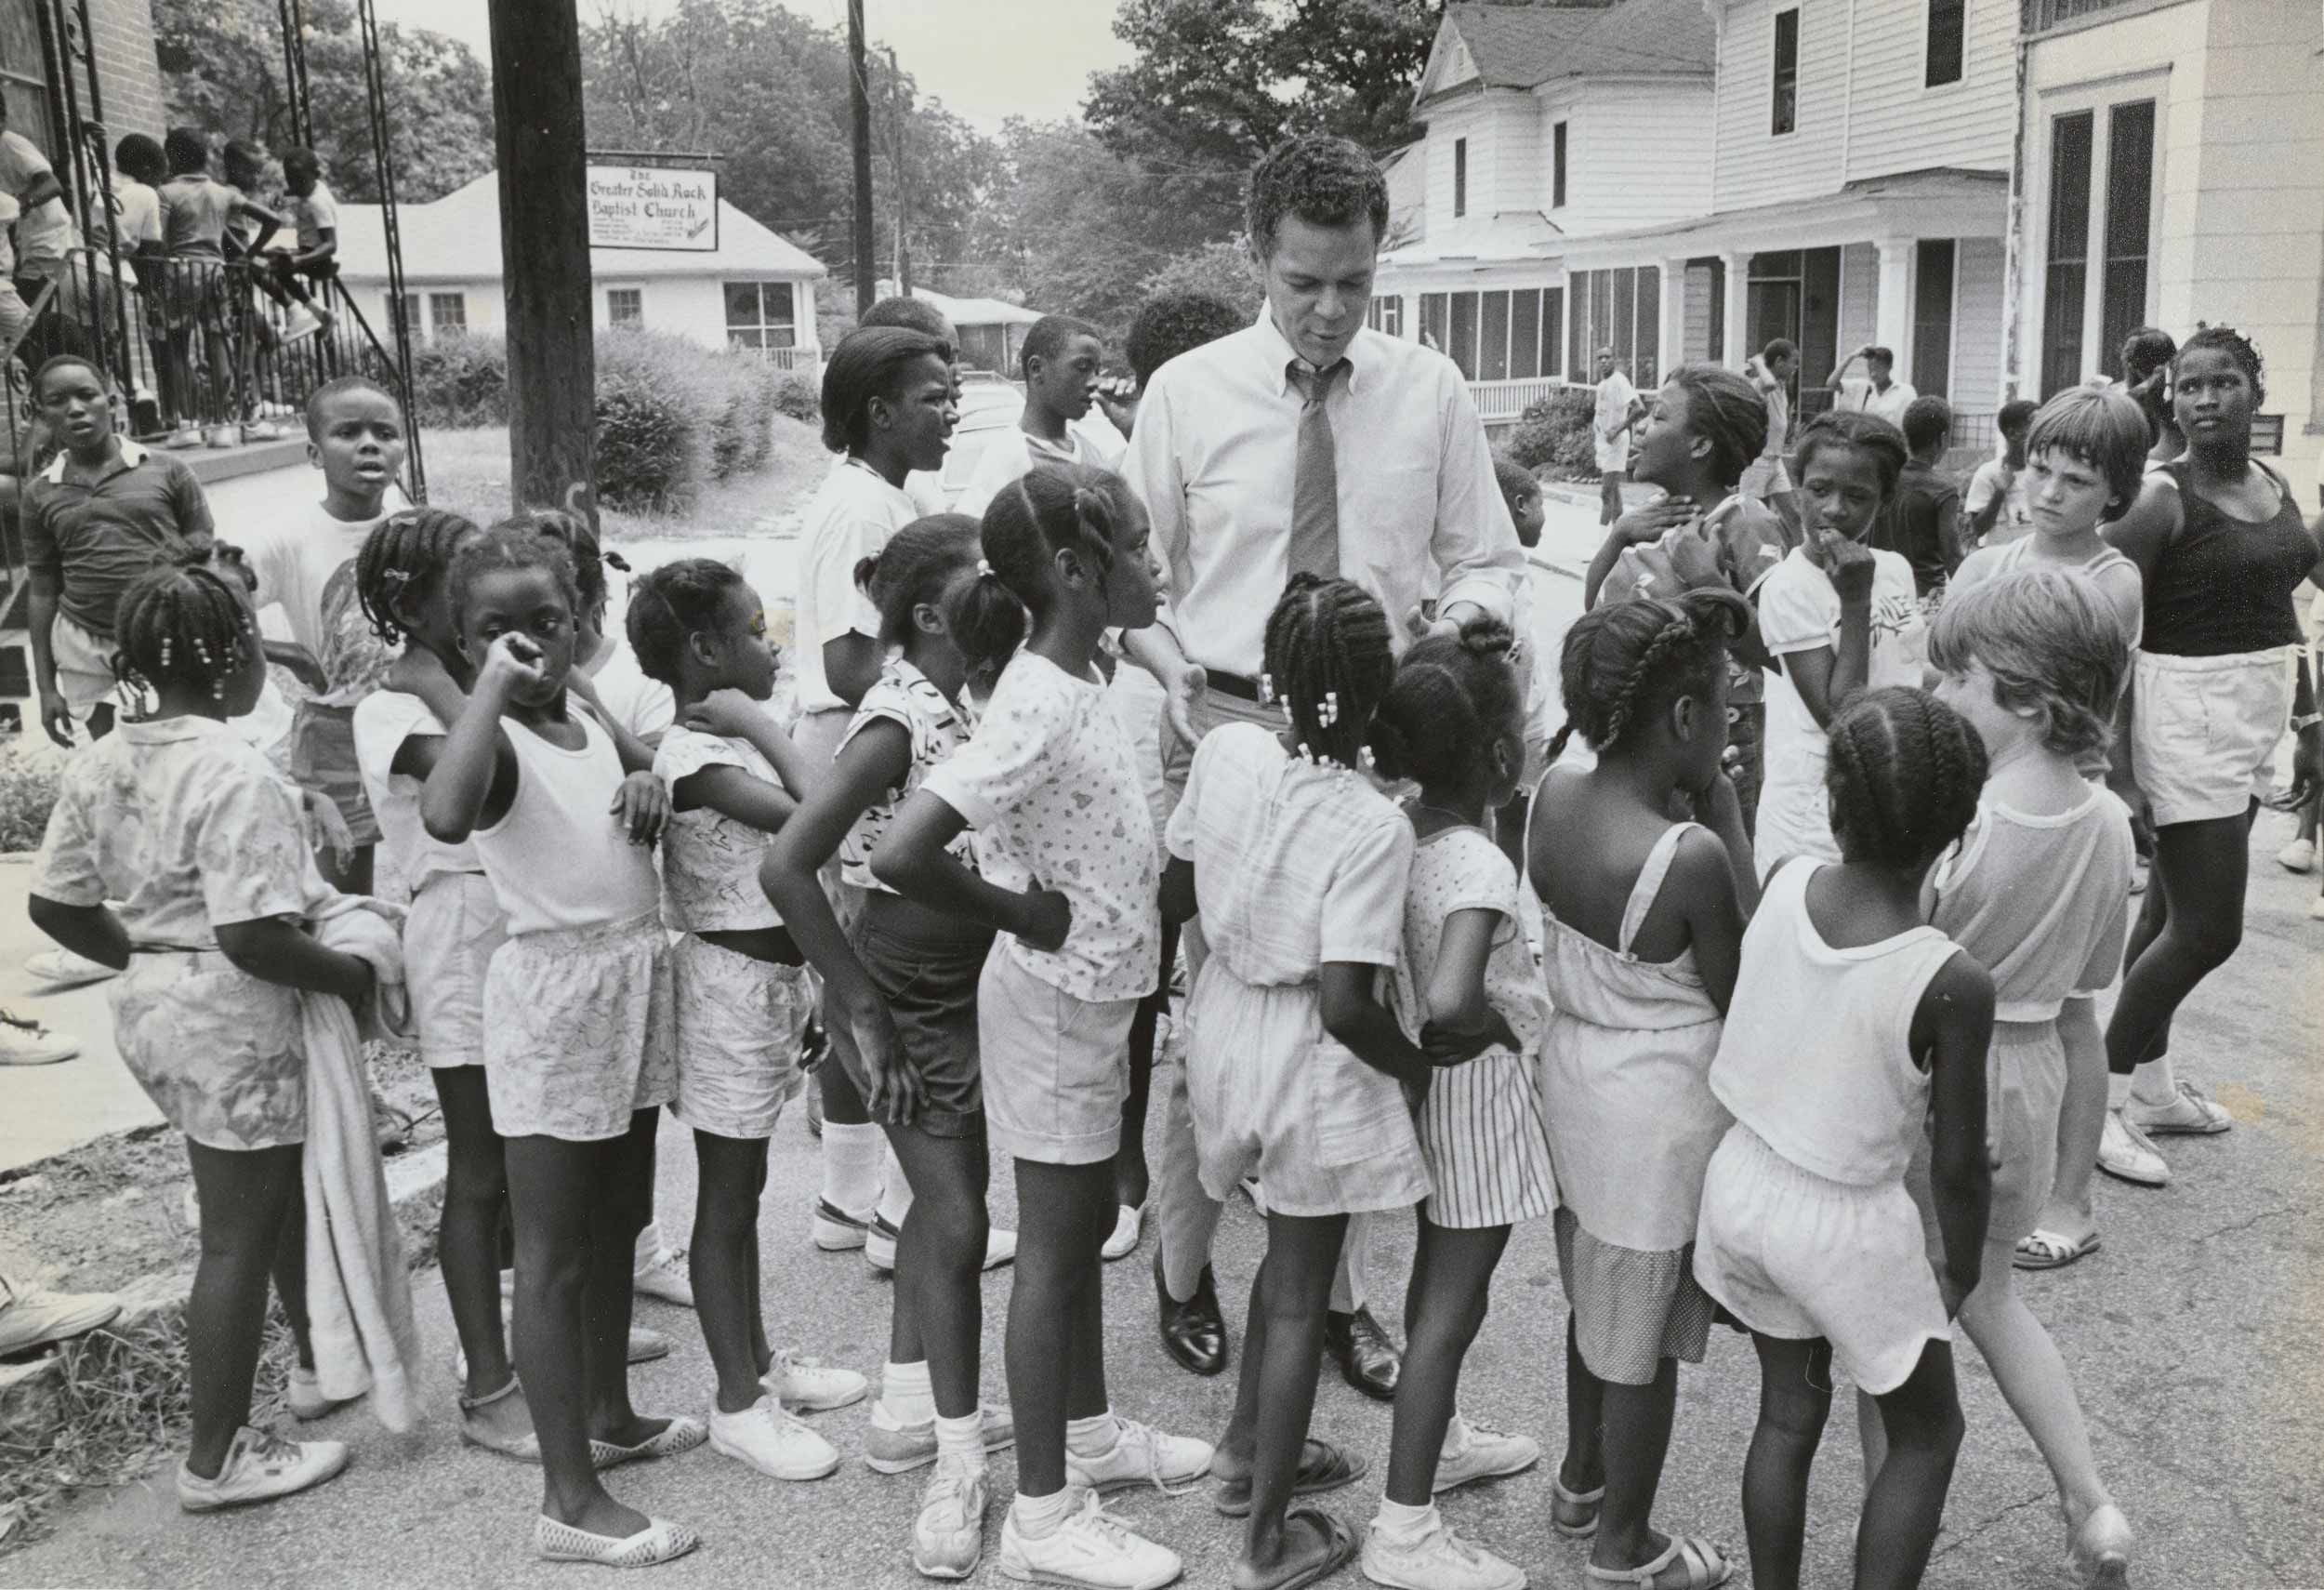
left=838, top=890, right=995, bottom=1140
left=291, top=698, right=381, bottom=847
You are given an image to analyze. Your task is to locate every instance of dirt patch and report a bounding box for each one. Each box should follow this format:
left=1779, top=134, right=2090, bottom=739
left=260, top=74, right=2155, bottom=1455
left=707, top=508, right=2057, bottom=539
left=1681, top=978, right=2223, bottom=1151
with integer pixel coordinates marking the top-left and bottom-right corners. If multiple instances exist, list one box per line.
left=0, top=1041, right=442, bottom=1295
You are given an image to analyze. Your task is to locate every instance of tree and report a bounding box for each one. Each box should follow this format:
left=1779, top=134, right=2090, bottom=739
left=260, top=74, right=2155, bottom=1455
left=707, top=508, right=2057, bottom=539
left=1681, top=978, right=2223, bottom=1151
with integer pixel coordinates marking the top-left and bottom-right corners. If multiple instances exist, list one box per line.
left=1137, top=240, right=1262, bottom=321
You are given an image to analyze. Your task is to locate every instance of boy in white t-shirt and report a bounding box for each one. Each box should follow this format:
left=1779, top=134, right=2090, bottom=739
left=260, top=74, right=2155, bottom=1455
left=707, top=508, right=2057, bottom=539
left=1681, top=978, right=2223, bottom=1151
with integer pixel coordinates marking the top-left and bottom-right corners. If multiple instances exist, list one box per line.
left=1593, top=349, right=1644, bottom=527
left=954, top=314, right=1125, bottom=517
left=265, top=146, right=337, bottom=337
left=1753, top=413, right=1927, bottom=880
left=1964, top=399, right=2040, bottom=549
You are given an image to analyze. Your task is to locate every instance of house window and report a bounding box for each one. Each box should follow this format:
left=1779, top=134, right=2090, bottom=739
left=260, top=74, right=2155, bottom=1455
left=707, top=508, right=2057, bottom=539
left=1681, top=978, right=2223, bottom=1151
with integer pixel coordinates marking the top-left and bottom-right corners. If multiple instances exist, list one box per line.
left=1552, top=122, right=1568, bottom=209
left=1567, top=267, right=1661, bottom=389
left=1367, top=295, right=1402, bottom=338
left=1417, top=287, right=1565, bottom=382
left=1925, top=0, right=1965, bottom=88
left=2098, top=99, right=2156, bottom=379
left=724, top=281, right=797, bottom=351
left=1912, top=239, right=1955, bottom=398
left=2040, top=110, right=2094, bottom=397
left=606, top=287, right=643, bottom=327
left=1772, top=9, right=1799, bottom=136
left=429, top=293, right=467, bottom=336
left=1454, top=138, right=1468, bottom=219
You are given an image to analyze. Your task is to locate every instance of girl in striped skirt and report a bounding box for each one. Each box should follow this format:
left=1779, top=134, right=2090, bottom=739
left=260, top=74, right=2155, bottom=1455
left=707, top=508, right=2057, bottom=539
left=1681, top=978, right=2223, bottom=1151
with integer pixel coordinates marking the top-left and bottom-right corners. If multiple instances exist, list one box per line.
left=1364, top=616, right=1557, bottom=1590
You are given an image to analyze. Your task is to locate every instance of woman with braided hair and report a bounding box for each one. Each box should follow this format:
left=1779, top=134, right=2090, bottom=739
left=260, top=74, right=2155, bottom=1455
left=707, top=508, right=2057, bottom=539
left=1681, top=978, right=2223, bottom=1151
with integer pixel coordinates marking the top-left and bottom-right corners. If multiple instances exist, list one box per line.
left=30, top=554, right=370, bottom=1512
left=1528, top=590, right=1754, bottom=1590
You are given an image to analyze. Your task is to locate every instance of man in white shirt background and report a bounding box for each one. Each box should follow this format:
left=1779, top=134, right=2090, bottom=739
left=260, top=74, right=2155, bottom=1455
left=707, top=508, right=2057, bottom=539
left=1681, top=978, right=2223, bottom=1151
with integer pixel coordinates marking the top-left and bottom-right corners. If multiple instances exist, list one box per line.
left=1593, top=347, right=1645, bottom=526
left=1123, top=131, right=1525, bottom=1398
left=1828, top=341, right=1918, bottom=430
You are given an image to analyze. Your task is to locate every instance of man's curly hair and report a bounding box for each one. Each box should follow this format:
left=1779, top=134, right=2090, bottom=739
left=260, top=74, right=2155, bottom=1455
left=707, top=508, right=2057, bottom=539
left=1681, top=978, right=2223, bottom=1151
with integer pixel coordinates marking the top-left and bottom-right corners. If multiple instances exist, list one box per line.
left=1246, top=134, right=1389, bottom=259
left=1124, top=292, right=1247, bottom=391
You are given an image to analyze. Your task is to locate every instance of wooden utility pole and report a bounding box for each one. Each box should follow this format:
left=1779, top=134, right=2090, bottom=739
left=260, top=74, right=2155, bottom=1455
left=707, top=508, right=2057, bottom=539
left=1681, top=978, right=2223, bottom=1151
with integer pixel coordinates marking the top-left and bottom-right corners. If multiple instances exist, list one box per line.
left=848, top=0, right=876, bottom=314
left=886, top=46, right=911, bottom=296
left=488, top=0, right=598, bottom=526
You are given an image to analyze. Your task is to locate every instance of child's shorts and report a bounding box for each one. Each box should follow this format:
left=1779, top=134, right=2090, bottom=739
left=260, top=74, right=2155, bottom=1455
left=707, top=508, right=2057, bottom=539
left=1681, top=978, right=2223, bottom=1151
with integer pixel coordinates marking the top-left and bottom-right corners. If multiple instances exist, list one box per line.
left=2131, top=647, right=2296, bottom=827
left=484, top=912, right=676, bottom=1142
left=1693, top=1123, right=1948, bottom=1396
left=1554, top=1207, right=1718, bottom=1385
left=1908, top=1019, right=2065, bottom=1252
left=1183, top=964, right=1432, bottom=1218
left=405, top=871, right=506, bottom=1069
left=670, top=934, right=809, bottom=1140
left=111, top=949, right=305, bottom=1151
left=838, top=890, right=993, bottom=1139
left=1752, top=774, right=1842, bottom=882
left=291, top=699, right=382, bottom=847
left=976, top=948, right=1134, bottom=1166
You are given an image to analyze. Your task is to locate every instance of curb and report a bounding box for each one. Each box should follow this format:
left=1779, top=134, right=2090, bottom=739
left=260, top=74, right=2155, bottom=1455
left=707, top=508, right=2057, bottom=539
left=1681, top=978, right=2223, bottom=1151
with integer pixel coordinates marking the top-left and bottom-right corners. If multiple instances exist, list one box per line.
left=0, top=1140, right=448, bottom=1456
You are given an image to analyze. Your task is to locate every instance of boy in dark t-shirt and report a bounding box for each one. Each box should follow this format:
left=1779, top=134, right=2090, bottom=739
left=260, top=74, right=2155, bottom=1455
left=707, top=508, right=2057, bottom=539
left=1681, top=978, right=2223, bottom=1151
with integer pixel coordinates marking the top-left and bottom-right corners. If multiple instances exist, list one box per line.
left=1879, top=395, right=1962, bottom=602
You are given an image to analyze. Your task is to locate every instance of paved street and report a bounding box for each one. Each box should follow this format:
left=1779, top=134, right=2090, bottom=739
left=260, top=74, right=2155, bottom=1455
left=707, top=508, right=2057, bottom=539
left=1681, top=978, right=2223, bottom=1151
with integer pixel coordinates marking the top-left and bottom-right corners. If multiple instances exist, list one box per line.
left=7, top=496, right=2322, bottom=1588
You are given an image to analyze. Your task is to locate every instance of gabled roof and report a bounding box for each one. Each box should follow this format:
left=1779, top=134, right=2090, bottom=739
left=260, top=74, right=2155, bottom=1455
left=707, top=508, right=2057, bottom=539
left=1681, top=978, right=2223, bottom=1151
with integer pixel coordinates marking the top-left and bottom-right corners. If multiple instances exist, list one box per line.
left=334, top=172, right=827, bottom=285
left=1419, top=0, right=1716, bottom=105
left=872, top=283, right=1043, bottom=328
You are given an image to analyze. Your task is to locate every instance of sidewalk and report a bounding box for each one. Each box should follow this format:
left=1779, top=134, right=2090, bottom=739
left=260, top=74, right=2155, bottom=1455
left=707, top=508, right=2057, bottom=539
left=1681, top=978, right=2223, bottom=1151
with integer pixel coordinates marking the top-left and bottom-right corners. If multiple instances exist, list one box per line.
left=0, top=860, right=157, bottom=1174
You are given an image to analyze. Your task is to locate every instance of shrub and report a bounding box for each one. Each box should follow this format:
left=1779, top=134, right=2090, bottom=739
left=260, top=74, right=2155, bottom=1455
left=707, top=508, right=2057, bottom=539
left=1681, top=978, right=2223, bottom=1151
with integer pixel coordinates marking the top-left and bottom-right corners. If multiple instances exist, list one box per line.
left=0, top=752, right=62, bottom=853
left=1507, top=386, right=1599, bottom=478
left=772, top=372, right=820, bottom=425
left=408, top=332, right=509, bottom=430
left=592, top=330, right=717, bottom=512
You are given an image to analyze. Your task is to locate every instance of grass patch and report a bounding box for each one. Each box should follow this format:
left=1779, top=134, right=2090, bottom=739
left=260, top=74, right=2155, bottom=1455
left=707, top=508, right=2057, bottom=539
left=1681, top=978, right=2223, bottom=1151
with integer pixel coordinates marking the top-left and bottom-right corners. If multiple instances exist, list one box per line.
left=418, top=415, right=829, bottom=543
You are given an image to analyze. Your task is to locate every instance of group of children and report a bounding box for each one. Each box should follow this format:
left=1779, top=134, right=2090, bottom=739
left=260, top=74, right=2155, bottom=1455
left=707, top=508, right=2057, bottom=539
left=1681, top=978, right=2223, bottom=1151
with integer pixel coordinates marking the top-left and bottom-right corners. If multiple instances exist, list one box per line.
left=20, top=295, right=2317, bottom=1590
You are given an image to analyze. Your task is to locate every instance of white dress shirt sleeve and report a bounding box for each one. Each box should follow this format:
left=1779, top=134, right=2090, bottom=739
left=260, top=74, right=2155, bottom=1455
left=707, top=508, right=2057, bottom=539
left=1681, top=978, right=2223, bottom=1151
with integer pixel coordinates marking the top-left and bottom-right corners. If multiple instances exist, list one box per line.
left=1124, top=374, right=1189, bottom=605
left=1430, top=367, right=1525, bottom=627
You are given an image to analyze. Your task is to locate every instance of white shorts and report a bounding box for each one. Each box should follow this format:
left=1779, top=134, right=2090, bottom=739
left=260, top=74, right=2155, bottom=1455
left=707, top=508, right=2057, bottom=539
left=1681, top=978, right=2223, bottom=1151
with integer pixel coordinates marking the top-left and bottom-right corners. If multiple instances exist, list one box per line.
left=1693, top=1123, right=1948, bottom=1396
left=406, top=871, right=508, bottom=1069
left=670, top=934, right=811, bottom=1140
left=49, top=613, right=118, bottom=716
left=484, top=913, right=676, bottom=1141
left=1595, top=436, right=1631, bottom=475
left=1752, top=775, right=1842, bottom=881
left=2131, top=647, right=2296, bottom=827
left=976, top=949, right=1134, bottom=1166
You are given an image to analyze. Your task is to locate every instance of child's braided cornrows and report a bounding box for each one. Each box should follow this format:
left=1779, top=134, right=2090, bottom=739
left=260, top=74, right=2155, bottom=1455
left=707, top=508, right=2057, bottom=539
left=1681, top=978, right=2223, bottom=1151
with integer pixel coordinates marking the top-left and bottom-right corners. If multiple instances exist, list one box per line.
left=957, top=464, right=1128, bottom=675
left=448, top=522, right=584, bottom=633
left=356, top=506, right=481, bottom=647
left=1546, top=588, right=1750, bottom=764
left=2178, top=323, right=2265, bottom=405
left=1369, top=616, right=1522, bottom=788
left=1261, top=574, right=1395, bottom=771
left=112, top=552, right=258, bottom=705
left=626, top=557, right=747, bottom=687
left=1823, top=686, right=1988, bottom=871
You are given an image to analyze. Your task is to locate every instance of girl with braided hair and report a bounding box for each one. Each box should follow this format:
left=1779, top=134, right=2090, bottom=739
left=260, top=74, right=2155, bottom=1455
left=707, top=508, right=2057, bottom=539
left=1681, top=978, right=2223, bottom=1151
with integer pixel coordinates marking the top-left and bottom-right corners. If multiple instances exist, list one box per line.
left=1357, top=616, right=1550, bottom=1590
left=1160, top=576, right=1498, bottom=1590
left=1527, top=589, right=1753, bottom=1590
left=877, top=464, right=1210, bottom=1586
left=30, top=555, right=370, bottom=1512
left=1694, top=686, right=1994, bottom=1590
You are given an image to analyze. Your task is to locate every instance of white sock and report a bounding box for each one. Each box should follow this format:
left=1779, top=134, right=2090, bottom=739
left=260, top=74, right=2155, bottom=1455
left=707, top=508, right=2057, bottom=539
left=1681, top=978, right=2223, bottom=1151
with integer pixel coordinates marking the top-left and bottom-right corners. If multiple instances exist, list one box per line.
left=881, top=1359, right=935, bottom=1425
left=876, top=1142, right=915, bottom=1228
left=934, top=1410, right=985, bottom=1465
left=2130, top=1055, right=2179, bottom=1106
left=1063, top=1410, right=1121, bottom=1457
left=2107, top=1074, right=2133, bottom=1110
left=821, top=1121, right=884, bottom=1221
left=1373, top=1497, right=1436, bottom=1541
left=1011, top=1485, right=1075, bottom=1538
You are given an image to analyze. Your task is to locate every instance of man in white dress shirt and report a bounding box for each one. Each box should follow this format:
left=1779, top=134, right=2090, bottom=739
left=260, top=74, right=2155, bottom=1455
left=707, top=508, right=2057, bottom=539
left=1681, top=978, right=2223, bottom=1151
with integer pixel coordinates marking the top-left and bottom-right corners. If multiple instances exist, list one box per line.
left=1123, top=132, right=1525, bottom=1398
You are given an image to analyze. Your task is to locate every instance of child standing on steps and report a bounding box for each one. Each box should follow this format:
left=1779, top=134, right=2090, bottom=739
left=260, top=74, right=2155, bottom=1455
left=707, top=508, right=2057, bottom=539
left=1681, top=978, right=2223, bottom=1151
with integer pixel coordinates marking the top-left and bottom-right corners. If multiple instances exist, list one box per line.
left=1363, top=616, right=1555, bottom=1590
left=1529, top=590, right=1759, bottom=1590
left=763, top=514, right=1019, bottom=1581
left=30, top=555, right=366, bottom=1513
left=877, top=466, right=1211, bottom=1590
left=625, top=557, right=869, bottom=1484
left=420, top=524, right=698, bottom=1569
left=1694, top=687, right=1995, bottom=1590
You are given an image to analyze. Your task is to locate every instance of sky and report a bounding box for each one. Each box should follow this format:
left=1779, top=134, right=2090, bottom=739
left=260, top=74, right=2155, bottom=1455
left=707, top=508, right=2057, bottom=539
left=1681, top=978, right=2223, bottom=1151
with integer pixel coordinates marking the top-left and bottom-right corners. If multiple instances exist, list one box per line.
left=375, top=0, right=1134, bottom=132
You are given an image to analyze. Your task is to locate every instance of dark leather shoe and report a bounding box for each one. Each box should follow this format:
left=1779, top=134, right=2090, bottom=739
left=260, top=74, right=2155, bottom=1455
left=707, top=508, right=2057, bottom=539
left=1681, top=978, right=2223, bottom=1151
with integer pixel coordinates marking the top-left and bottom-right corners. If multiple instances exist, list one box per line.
left=1325, top=1305, right=1400, bottom=1400
left=1155, top=1254, right=1228, bottom=1376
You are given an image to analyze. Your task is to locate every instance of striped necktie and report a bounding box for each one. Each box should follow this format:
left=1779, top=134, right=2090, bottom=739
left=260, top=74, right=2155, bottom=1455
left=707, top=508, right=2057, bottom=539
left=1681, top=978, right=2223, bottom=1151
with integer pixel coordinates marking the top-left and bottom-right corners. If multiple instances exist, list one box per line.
left=1287, top=358, right=1348, bottom=582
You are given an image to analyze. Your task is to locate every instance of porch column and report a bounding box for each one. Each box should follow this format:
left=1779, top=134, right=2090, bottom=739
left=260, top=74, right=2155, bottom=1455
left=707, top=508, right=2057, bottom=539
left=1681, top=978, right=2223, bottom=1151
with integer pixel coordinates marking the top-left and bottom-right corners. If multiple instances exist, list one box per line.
left=1658, top=258, right=1688, bottom=379
left=1721, top=251, right=1750, bottom=366
left=1874, top=237, right=1913, bottom=370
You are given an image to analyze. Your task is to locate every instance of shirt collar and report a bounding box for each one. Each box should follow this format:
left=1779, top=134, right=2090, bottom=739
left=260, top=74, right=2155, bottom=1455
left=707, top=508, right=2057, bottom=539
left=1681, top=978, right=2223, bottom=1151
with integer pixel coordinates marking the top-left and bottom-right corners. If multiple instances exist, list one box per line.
left=1251, top=308, right=1367, bottom=398
left=120, top=712, right=238, bottom=746
left=41, top=436, right=150, bottom=484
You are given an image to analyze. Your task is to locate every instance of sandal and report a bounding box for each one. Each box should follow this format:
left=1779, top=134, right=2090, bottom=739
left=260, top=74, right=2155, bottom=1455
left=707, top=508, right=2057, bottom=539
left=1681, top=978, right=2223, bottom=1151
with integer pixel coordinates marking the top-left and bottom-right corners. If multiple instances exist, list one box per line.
left=1212, top=1437, right=1367, bottom=1517
left=457, top=1377, right=540, bottom=1462
left=1585, top=1533, right=1733, bottom=1588
left=535, top=1513, right=700, bottom=1567
left=2014, top=1228, right=2101, bottom=1271
left=588, top=1415, right=708, bottom=1470
left=1552, top=1473, right=1604, bottom=1538
left=1245, top=1506, right=1355, bottom=1590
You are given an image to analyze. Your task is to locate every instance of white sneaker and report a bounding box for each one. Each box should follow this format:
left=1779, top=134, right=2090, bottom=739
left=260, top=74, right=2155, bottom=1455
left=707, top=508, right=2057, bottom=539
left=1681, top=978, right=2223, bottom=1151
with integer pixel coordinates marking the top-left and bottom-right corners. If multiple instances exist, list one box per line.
left=0, top=1274, right=121, bottom=1355
left=0, top=1010, right=77, bottom=1067
left=281, top=307, right=324, bottom=342
left=2097, top=1110, right=2169, bottom=1187
left=865, top=1398, right=1017, bottom=1474
left=2278, top=836, right=2317, bottom=873
left=813, top=1198, right=871, bottom=1252
left=632, top=1246, right=695, bottom=1307
left=2123, top=1080, right=2232, bottom=1136
left=1432, top=1417, right=1540, bottom=1493
left=997, top=1491, right=1182, bottom=1590
left=763, top=1349, right=868, bottom=1412
left=912, top=1453, right=989, bottom=1580
left=177, top=1425, right=349, bottom=1512
left=2309, top=894, right=2324, bottom=921
left=1360, top=1513, right=1524, bottom=1590
left=707, top=1394, right=838, bottom=1480
left=1064, top=1415, right=1214, bottom=1495
left=24, top=947, right=120, bottom=989
left=866, top=1216, right=1017, bottom=1274
left=1101, top=1205, right=1143, bottom=1262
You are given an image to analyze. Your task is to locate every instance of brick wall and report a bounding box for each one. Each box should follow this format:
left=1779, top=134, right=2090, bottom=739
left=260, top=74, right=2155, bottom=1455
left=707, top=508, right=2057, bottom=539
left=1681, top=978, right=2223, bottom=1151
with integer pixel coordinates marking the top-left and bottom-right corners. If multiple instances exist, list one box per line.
left=86, top=0, right=165, bottom=142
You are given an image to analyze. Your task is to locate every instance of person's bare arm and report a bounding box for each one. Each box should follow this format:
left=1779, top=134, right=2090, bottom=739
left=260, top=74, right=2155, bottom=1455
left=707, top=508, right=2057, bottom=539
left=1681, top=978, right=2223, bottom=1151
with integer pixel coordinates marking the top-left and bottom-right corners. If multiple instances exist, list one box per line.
left=681, top=687, right=819, bottom=800
left=1676, top=810, right=1752, bottom=1012
left=1159, top=854, right=1198, bottom=928
left=868, top=788, right=1069, bottom=949
left=1915, top=953, right=1995, bottom=1316
left=419, top=637, right=529, bottom=842
left=216, top=917, right=373, bottom=1003
left=27, top=894, right=128, bottom=970
left=27, top=576, right=70, bottom=747
left=824, top=633, right=883, bottom=709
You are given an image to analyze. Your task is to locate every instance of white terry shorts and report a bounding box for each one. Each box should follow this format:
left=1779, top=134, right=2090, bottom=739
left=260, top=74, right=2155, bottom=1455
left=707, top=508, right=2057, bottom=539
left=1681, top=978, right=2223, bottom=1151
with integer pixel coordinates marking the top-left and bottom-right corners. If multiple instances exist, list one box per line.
left=671, top=933, right=811, bottom=1140
left=976, top=948, right=1134, bottom=1167
left=405, top=871, right=508, bottom=1069
left=1693, top=1123, right=1948, bottom=1396
left=484, top=912, right=676, bottom=1142
left=2131, top=647, right=2296, bottom=827
left=50, top=613, right=118, bottom=717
